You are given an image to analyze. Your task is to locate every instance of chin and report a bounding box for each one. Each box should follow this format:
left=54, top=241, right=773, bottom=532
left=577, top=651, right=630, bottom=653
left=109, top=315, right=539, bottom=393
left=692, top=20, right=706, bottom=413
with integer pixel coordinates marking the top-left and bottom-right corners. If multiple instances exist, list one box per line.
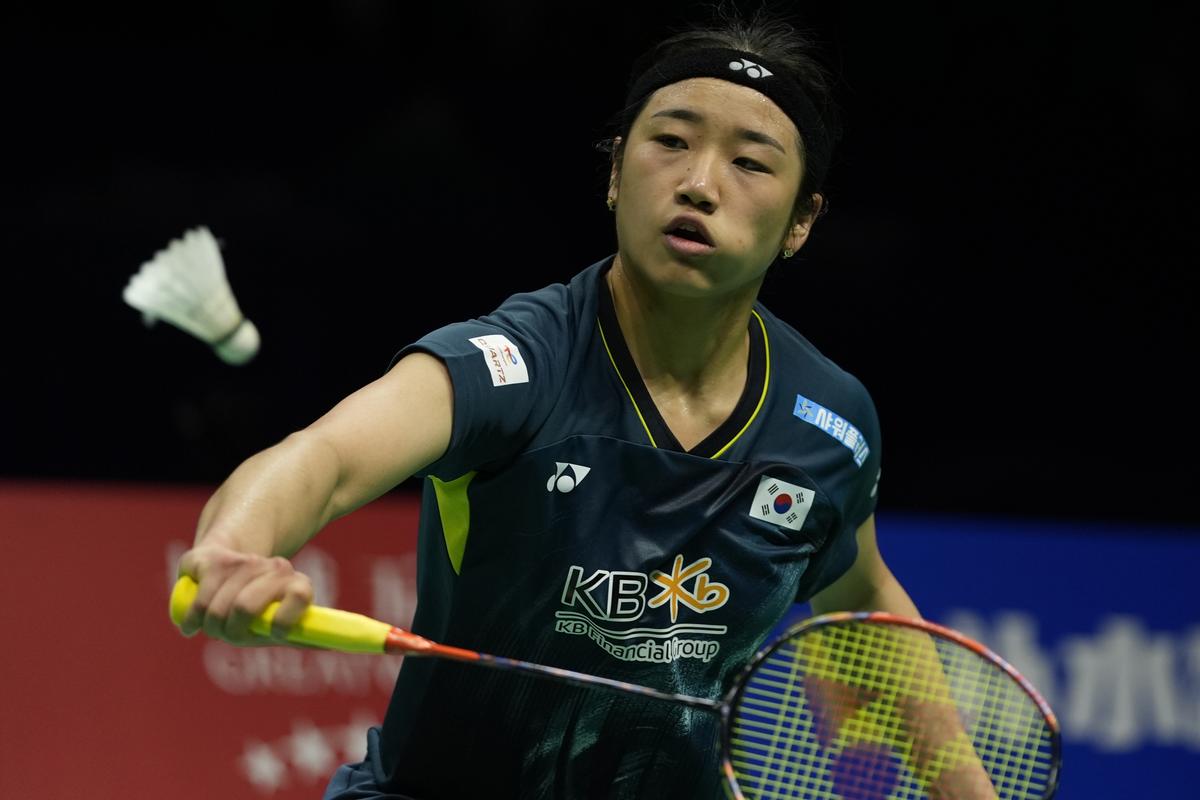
left=619, top=241, right=757, bottom=299
left=640, top=255, right=723, bottom=296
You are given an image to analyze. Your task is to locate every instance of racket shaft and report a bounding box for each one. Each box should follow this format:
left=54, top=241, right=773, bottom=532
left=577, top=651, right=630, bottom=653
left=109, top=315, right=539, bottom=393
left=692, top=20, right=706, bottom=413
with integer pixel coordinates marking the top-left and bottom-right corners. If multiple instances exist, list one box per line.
left=415, top=638, right=722, bottom=711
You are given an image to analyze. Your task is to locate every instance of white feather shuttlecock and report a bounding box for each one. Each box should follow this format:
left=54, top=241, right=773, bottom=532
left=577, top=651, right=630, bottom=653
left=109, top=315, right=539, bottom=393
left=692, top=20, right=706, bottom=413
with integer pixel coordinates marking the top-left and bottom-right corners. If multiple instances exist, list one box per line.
left=123, top=226, right=260, bottom=365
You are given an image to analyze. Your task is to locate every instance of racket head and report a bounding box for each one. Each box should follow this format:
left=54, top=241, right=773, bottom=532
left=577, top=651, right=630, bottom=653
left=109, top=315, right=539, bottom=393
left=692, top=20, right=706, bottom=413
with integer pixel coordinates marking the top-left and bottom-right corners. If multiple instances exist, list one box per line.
left=719, top=611, right=1061, bottom=800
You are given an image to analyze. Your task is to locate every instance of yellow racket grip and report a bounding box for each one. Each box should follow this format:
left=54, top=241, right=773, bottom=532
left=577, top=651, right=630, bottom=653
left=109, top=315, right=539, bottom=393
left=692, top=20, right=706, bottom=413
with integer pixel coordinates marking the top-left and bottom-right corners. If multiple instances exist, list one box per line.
left=169, top=575, right=393, bottom=654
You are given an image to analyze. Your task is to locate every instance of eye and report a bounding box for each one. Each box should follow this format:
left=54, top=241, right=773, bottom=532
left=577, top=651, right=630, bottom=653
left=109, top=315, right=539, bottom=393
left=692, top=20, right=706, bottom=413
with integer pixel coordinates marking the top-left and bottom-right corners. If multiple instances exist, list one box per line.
left=735, top=157, right=772, bottom=174
left=655, top=134, right=687, bottom=150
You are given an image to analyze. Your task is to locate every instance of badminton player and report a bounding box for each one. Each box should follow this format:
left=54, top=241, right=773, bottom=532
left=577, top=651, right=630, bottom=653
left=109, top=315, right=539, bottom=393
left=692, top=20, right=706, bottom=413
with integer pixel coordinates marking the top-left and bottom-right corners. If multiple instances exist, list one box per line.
left=176, top=8, right=926, bottom=799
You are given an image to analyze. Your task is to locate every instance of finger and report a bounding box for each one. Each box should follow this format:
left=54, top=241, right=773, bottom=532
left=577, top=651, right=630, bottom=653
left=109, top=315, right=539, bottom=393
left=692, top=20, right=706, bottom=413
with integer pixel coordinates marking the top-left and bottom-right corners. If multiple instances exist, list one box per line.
left=177, top=554, right=222, bottom=637
left=176, top=546, right=250, bottom=636
left=205, top=565, right=271, bottom=643
left=220, top=560, right=295, bottom=642
left=269, top=573, right=315, bottom=641
left=176, top=548, right=201, bottom=582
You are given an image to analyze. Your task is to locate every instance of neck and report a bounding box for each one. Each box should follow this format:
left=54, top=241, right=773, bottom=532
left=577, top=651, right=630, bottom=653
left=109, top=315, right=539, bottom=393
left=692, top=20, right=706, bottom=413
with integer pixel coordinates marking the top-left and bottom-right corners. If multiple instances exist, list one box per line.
left=606, top=256, right=759, bottom=394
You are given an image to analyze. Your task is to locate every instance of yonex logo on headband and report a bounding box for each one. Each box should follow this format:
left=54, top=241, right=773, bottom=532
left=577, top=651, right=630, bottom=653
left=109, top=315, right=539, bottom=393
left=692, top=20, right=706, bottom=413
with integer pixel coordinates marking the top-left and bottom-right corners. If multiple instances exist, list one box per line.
left=728, top=58, right=772, bottom=79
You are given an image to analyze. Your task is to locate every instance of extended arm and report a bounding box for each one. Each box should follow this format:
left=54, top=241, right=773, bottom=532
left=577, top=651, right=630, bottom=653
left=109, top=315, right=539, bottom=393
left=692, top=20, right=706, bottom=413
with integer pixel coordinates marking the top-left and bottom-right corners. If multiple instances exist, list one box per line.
left=177, top=352, right=452, bottom=644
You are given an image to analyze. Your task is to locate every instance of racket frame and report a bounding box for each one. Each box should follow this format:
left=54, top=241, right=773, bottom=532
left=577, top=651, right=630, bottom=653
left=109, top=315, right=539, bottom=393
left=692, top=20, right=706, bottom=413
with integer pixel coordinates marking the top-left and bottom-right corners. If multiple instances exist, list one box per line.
left=719, top=610, right=1062, bottom=800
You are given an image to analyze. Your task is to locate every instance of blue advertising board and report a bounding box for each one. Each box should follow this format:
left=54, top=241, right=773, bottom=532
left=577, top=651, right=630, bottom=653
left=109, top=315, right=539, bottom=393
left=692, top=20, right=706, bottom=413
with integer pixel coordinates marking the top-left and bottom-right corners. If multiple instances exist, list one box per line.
left=781, top=513, right=1200, bottom=798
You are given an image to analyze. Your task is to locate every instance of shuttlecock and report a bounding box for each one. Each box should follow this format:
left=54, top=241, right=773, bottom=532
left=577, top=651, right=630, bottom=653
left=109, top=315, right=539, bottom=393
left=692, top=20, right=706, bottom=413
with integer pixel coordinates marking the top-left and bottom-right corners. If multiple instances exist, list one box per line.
left=123, top=226, right=260, bottom=365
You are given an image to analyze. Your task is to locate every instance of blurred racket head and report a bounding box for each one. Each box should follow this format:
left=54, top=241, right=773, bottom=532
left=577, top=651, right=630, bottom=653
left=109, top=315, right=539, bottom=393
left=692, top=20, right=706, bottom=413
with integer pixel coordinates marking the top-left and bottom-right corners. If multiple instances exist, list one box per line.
left=720, top=611, right=1060, bottom=800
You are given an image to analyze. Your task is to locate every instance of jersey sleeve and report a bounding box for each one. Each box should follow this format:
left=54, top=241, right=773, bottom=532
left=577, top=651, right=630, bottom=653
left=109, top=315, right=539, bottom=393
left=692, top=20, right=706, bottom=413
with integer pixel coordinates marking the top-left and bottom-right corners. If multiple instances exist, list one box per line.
left=794, top=376, right=883, bottom=602
left=392, top=285, right=571, bottom=481
left=842, top=381, right=882, bottom=532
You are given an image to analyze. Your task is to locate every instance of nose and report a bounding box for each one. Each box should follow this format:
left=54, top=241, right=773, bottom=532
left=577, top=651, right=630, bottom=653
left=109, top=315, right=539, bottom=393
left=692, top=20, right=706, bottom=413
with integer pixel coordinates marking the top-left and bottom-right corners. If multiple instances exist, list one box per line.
left=676, top=151, right=719, bottom=212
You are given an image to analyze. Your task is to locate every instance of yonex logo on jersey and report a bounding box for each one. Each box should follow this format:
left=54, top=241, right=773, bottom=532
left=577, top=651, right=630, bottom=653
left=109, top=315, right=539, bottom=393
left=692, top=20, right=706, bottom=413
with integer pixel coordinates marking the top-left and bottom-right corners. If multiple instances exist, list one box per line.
left=793, top=394, right=870, bottom=467
left=546, top=462, right=591, bottom=493
left=468, top=334, right=529, bottom=387
left=729, top=58, right=773, bottom=79
left=749, top=475, right=815, bottom=531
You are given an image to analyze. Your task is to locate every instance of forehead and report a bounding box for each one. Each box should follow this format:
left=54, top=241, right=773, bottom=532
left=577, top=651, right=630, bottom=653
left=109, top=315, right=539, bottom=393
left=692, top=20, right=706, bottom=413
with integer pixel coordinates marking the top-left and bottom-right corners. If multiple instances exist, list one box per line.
left=636, top=77, right=800, bottom=153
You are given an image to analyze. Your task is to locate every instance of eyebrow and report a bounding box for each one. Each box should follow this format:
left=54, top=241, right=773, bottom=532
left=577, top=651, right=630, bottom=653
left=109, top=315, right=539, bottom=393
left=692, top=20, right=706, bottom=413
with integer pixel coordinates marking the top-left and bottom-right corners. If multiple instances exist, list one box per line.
left=650, top=108, right=788, bottom=154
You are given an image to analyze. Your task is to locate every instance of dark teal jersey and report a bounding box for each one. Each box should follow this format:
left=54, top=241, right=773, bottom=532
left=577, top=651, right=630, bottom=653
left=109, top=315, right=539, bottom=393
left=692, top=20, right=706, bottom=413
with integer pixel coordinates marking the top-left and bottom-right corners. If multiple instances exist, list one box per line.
left=375, top=257, right=881, bottom=799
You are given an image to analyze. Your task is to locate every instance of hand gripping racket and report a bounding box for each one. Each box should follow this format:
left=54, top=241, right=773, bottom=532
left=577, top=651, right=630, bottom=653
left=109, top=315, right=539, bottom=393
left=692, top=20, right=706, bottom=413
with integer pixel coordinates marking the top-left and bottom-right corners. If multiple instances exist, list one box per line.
left=170, top=576, right=1060, bottom=799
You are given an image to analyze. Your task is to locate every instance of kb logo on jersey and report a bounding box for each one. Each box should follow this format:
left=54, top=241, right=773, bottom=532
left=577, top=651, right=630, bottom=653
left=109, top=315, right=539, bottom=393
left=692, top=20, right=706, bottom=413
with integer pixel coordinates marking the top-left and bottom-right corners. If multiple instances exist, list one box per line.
left=553, top=555, right=731, bottom=665
left=560, top=556, right=730, bottom=622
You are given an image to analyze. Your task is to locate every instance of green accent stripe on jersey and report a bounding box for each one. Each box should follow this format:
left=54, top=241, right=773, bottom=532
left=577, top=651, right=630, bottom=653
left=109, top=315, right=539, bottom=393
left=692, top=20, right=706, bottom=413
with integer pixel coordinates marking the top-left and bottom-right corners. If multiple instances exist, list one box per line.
left=597, top=319, right=658, bottom=447
left=430, top=471, right=476, bottom=574
left=711, top=309, right=770, bottom=459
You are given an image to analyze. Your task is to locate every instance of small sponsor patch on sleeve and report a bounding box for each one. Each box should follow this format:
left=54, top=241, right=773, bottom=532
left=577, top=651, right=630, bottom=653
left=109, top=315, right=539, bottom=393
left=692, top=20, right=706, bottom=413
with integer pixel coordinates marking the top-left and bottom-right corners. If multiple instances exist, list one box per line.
left=468, top=335, right=529, bottom=387
left=793, top=394, right=870, bottom=467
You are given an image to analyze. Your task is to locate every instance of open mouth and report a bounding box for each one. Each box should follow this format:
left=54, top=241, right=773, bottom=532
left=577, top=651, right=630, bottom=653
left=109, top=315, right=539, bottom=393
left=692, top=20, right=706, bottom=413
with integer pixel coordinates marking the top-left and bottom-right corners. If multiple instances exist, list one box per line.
left=664, top=219, right=714, bottom=247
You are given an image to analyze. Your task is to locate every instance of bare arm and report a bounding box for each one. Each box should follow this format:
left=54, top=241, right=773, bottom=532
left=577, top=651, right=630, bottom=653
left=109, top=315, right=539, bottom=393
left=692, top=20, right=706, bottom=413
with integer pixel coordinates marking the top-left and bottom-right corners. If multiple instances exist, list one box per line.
left=809, top=514, right=920, bottom=618
left=807, top=515, right=998, bottom=798
left=177, top=351, right=452, bottom=643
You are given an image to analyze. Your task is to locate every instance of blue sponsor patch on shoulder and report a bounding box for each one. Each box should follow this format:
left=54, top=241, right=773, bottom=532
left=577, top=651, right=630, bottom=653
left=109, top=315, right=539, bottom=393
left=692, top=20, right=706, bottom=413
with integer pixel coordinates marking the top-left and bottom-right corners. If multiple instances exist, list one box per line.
left=793, top=394, right=870, bottom=467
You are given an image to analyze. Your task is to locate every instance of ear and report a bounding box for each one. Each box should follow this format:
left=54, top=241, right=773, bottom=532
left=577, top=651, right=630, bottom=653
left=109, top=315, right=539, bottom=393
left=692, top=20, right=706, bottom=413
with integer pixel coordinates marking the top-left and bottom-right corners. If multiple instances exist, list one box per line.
left=783, top=193, right=824, bottom=255
left=607, top=136, right=623, bottom=207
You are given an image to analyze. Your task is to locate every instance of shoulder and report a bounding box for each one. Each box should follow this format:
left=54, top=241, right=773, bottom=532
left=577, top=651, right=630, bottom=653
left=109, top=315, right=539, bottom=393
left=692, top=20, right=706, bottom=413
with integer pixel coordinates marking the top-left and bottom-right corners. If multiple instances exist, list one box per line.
left=395, top=257, right=609, bottom=368
left=468, top=257, right=610, bottom=375
left=480, top=257, right=610, bottom=335
left=395, top=258, right=612, bottom=477
left=755, top=302, right=875, bottom=414
left=754, top=301, right=880, bottom=474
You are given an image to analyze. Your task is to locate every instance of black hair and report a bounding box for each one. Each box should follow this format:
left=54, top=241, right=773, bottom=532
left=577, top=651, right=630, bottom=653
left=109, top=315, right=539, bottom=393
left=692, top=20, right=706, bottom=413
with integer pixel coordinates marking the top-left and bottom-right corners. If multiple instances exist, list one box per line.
left=600, top=4, right=842, bottom=218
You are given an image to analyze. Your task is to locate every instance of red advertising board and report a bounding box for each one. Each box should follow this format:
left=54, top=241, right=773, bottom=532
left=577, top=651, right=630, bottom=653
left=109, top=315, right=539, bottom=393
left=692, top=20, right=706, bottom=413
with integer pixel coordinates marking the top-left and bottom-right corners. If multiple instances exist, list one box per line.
left=0, top=481, right=421, bottom=799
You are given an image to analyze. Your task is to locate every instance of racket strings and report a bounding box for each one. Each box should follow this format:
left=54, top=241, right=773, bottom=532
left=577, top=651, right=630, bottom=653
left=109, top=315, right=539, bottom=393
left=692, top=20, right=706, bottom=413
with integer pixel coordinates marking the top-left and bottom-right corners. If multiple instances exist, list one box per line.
left=727, top=621, right=1056, bottom=800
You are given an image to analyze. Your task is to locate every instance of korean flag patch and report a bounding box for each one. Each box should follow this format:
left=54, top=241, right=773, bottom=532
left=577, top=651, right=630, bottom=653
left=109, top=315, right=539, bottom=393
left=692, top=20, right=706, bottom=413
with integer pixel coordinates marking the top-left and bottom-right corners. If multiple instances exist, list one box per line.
left=749, top=475, right=815, bottom=531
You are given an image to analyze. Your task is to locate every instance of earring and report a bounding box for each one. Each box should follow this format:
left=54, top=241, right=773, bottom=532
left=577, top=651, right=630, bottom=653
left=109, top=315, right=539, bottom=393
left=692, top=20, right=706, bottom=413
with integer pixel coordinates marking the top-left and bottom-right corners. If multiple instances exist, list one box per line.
left=606, top=197, right=616, bottom=211
left=782, top=248, right=795, bottom=259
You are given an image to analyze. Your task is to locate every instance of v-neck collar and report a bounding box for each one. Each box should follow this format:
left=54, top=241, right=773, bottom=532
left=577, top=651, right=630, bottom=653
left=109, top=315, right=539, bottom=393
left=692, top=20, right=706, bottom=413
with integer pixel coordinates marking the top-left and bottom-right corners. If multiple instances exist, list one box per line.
left=595, top=264, right=770, bottom=459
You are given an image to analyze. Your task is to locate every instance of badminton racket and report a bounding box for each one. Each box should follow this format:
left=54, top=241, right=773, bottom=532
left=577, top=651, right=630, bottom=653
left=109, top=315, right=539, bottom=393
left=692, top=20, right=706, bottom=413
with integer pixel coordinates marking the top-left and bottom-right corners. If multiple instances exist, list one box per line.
left=170, top=576, right=1059, bottom=799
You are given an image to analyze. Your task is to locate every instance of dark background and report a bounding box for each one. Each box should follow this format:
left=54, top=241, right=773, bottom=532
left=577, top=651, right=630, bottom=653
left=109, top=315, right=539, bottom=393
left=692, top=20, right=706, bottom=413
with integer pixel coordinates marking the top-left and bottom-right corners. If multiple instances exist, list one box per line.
left=3, top=1, right=1194, bottom=525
